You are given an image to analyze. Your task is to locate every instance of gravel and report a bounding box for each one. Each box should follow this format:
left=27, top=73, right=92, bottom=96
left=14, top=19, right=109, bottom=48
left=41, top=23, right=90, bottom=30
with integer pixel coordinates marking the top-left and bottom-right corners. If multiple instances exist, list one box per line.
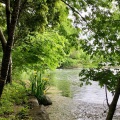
left=46, top=87, right=120, bottom=120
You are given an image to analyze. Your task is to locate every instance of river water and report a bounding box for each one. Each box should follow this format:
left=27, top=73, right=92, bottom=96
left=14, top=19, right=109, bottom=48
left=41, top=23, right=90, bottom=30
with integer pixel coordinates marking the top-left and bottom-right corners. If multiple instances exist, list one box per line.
left=49, top=68, right=120, bottom=104
left=48, top=69, right=120, bottom=120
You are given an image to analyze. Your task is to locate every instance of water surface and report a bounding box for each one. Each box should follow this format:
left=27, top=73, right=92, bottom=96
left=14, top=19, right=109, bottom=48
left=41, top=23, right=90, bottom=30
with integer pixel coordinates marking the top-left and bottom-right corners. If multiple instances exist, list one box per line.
left=49, top=68, right=120, bottom=104
left=48, top=69, right=120, bottom=120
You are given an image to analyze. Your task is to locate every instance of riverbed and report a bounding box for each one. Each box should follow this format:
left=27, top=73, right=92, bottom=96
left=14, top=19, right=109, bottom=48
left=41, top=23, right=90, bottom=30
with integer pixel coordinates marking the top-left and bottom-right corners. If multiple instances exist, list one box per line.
left=46, top=69, right=120, bottom=120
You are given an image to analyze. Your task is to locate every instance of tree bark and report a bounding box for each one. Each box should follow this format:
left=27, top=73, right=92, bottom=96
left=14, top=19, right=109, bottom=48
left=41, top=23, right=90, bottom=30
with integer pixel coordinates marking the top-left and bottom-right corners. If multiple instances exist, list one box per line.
left=6, top=57, right=12, bottom=84
left=106, top=79, right=120, bottom=120
left=0, top=28, right=7, bottom=51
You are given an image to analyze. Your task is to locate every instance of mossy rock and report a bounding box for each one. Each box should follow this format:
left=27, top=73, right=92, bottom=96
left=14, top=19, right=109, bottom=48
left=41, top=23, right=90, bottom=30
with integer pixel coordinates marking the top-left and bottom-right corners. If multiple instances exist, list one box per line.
left=38, top=95, right=52, bottom=106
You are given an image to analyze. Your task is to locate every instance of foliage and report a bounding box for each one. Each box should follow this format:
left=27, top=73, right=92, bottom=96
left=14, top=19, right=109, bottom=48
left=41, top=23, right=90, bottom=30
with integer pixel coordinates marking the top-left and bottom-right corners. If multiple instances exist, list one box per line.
left=60, top=58, right=79, bottom=68
left=79, top=68, right=120, bottom=92
left=11, top=0, right=80, bottom=72
left=55, top=80, right=71, bottom=97
left=16, top=106, right=30, bottom=120
left=60, top=0, right=120, bottom=90
left=30, top=71, right=49, bottom=101
left=0, top=0, right=79, bottom=92
left=68, top=0, right=120, bottom=92
left=65, top=1, right=120, bottom=119
left=60, top=48, right=102, bottom=68
left=0, top=1, right=80, bottom=100
left=13, top=31, right=69, bottom=71
left=0, top=4, right=5, bottom=29
left=0, top=80, right=29, bottom=119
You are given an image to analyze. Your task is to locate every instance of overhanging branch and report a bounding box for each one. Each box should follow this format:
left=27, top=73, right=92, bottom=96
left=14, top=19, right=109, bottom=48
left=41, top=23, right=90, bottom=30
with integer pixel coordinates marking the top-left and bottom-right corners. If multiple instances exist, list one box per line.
left=61, top=1, right=120, bottom=29
left=61, top=0, right=86, bottom=22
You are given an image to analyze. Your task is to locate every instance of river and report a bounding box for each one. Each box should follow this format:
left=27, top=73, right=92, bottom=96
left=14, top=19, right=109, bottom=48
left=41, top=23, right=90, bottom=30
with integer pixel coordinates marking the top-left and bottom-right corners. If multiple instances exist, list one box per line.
left=47, top=69, right=120, bottom=120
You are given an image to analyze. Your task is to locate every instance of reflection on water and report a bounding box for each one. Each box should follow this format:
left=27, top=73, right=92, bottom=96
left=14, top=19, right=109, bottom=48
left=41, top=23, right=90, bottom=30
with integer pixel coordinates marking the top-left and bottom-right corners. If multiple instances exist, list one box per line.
left=49, top=70, right=72, bottom=97
left=49, top=69, right=120, bottom=104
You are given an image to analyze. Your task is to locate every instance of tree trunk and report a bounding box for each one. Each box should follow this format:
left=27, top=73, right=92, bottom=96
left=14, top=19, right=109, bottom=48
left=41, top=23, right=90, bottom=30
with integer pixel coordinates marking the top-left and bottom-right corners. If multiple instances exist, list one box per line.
left=0, top=49, right=11, bottom=96
left=106, top=79, right=120, bottom=120
left=0, top=26, right=12, bottom=84
left=0, top=0, right=21, bottom=97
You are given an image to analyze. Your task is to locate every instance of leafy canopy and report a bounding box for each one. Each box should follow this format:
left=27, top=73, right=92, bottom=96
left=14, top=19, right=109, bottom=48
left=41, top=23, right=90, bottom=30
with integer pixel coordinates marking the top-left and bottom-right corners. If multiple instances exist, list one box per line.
left=13, top=31, right=69, bottom=70
left=63, top=0, right=120, bottom=92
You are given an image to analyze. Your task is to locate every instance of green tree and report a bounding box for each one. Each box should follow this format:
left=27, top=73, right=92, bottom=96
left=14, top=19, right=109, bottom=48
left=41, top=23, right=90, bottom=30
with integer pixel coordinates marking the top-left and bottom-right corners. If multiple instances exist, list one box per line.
left=0, top=0, right=79, bottom=97
left=64, top=0, right=120, bottom=119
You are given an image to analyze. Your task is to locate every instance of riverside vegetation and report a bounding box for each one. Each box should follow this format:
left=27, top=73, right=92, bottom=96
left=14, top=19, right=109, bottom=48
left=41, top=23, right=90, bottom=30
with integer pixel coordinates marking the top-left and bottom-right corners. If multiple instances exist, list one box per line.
left=0, top=70, right=52, bottom=120
left=0, top=0, right=120, bottom=120
left=0, top=53, right=101, bottom=120
left=0, top=50, right=99, bottom=120
left=0, top=80, right=30, bottom=120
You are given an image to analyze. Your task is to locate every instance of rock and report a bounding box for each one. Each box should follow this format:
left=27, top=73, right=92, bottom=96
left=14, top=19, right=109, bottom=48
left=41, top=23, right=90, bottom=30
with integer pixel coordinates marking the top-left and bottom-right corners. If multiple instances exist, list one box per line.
left=38, top=95, right=52, bottom=106
left=29, top=105, right=50, bottom=120
left=28, top=96, right=39, bottom=108
left=28, top=96, right=50, bottom=120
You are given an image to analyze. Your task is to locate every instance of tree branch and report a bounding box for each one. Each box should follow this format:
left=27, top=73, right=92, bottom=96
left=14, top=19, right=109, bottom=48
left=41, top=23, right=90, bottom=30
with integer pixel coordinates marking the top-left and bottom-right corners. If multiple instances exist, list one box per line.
left=5, top=0, right=11, bottom=35
left=61, top=0, right=86, bottom=22
left=0, top=28, right=7, bottom=51
left=8, top=0, right=21, bottom=44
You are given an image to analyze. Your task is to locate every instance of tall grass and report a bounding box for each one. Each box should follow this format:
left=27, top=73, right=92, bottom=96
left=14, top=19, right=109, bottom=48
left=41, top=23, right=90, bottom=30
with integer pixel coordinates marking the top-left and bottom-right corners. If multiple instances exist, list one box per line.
left=29, top=71, right=49, bottom=102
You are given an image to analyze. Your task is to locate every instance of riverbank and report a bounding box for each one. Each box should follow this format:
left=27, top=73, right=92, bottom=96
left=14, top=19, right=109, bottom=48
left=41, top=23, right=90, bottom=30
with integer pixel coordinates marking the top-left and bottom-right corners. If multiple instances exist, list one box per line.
left=46, top=87, right=76, bottom=120
left=45, top=87, right=120, bottom=120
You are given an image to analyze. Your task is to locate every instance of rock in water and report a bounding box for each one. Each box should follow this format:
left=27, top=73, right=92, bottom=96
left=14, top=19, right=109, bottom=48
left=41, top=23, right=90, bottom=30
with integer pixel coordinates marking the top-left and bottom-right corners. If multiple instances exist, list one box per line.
left=38, top=95, right=52, bottom=106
